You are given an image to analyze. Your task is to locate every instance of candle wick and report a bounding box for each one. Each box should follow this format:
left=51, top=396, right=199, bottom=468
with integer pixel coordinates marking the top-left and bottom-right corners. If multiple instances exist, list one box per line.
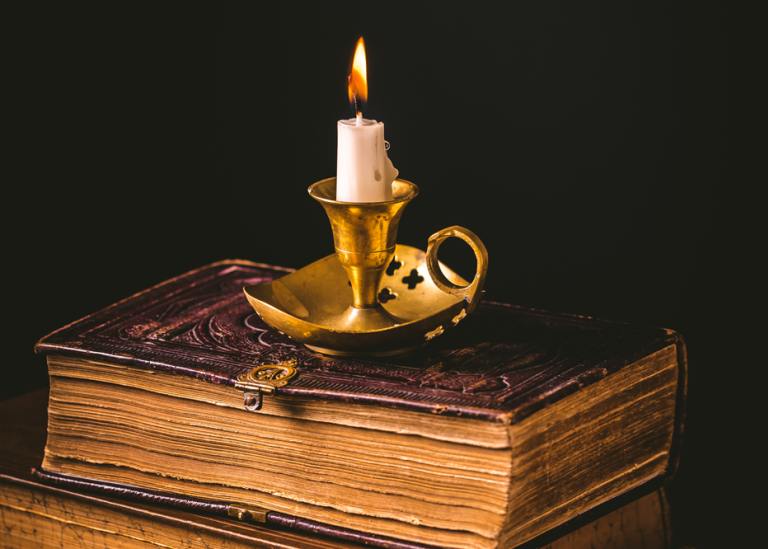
left=352, top=90, right=363, bottom=125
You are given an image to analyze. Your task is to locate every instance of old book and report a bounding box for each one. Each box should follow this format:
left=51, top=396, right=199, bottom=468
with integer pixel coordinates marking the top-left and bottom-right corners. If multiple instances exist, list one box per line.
left=0, top=389, right=367, bottom=549
left=33, top=260, right=686, bottom=549
left=0, top=389, right=673, bottom=549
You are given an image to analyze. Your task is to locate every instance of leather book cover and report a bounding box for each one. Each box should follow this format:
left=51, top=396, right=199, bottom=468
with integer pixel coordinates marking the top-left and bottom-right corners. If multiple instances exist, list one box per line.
left=35, top=260, right=686, bottom=431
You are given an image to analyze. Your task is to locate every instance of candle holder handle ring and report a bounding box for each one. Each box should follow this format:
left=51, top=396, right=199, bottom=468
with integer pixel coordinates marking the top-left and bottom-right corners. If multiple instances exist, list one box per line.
left=426, top=226, right=488, bottom=314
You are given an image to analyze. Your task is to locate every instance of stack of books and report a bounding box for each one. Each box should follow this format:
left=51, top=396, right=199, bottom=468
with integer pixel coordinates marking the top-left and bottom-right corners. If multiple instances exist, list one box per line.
left=1, top=260, right=686, bottom=548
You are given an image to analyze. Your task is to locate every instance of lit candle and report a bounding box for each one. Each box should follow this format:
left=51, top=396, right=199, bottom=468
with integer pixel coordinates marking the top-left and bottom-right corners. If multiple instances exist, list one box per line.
left=336, top=38, right=399, bottom=203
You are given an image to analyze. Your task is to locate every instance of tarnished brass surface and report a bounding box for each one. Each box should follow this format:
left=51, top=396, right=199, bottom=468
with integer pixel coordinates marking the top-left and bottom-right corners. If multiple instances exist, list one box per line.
left=309, top=178, right=417, bottom=309
left=243, top=177, right=488, bottom=357
left=426, top=226, right=489, bottom=314
left=227, top=504, right=269, bottom=522
left=235, top=361, right=298, bottom=394
left=244, top=244, right=484, bottom=356
left=235, top=361, right=298, bottom=411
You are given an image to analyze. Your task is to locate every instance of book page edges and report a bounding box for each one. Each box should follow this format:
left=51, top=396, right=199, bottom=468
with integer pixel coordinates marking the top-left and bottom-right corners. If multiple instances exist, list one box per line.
left=499, top=344, right=679, bottom=548
left=45, top=355, right=512, bottom=449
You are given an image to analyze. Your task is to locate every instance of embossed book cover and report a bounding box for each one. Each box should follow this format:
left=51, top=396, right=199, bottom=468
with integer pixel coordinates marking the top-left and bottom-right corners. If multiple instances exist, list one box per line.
left=34, top=260, right=686, bottom=549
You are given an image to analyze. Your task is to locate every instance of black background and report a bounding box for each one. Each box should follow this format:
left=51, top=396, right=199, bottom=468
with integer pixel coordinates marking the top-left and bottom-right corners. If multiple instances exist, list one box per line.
left=6, top=2, right=760, bottom=548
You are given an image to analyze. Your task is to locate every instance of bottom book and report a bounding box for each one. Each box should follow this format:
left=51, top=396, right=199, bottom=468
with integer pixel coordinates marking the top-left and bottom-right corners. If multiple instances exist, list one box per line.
left=1, top=390, right=674, bottom=549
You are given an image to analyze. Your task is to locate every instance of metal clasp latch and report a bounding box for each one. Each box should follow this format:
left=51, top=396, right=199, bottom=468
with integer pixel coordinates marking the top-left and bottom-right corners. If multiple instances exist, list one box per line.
left=235, top=360, right=298, bottom=411
left=227, top=503, right=269, bottom=522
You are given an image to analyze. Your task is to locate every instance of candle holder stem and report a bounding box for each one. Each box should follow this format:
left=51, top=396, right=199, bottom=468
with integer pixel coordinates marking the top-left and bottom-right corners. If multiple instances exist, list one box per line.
left=347, top=267, right=385, bottom=309
left=309, top=178, right=418, bottom=316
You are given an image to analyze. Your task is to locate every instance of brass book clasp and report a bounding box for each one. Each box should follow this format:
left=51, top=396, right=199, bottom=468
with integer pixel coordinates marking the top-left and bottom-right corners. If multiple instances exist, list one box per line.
left=235, top=360, right=298, bottom=411
left=227, top=504, right=269, bottom=522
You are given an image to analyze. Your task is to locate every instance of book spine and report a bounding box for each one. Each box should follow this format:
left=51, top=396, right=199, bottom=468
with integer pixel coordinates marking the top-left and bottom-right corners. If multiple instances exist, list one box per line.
left=32, top=468, right=442, bottom=549
left=665, top=330, right=688, bottom=480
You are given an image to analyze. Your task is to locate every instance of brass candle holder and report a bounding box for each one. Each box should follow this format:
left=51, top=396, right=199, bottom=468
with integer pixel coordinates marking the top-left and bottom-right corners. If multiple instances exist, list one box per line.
left=244, top=177, right=488, bottom=357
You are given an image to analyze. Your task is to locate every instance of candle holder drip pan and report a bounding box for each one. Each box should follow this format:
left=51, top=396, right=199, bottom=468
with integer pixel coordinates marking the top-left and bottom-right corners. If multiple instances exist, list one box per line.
left=244, top=244, right=478, bottom=357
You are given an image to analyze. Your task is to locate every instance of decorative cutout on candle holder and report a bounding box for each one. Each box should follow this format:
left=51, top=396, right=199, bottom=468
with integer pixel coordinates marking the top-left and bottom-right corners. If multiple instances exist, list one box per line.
left=425, top=326, right=445, bottom=341
left=402, top=269, right=425, bottom=290
left=378, top=288, right=397, bottom=303
left=452, top=309, right=468, bottom=326
left=386, top=257, right=402, bottom=276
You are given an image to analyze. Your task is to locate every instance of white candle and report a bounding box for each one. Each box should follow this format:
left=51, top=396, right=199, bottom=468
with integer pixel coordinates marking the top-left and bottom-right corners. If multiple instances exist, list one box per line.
left=335, top=37, right=399, bottom=203
left=336, top=118, right=398, bottom=202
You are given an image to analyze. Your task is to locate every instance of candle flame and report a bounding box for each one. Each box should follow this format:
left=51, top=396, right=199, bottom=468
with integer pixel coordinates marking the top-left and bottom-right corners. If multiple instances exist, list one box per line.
left=348, top=37, right=367, bottom=116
